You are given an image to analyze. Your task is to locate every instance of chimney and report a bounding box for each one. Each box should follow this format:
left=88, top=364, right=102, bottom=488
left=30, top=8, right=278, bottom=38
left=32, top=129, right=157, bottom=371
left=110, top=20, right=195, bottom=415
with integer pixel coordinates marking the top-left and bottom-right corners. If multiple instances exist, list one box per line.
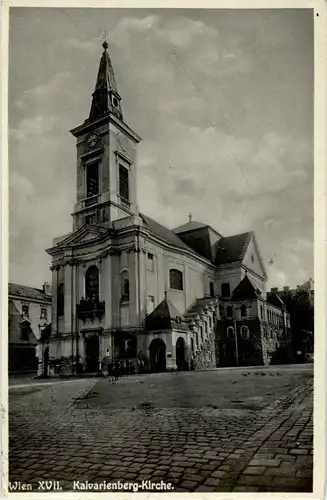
left=43, top=282, right=52, bottom=296
left=283, top=286, right=289, bottom=293
left=271, top=287, right=278, bottom=293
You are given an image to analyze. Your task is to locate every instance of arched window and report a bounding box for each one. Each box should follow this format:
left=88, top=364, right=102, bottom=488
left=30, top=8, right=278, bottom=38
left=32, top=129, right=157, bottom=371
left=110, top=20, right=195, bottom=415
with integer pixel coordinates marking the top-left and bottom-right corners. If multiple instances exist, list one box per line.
left=219, top=304, right=224, bottom=318
left=85, top=265, right=99, bottom=300
left=200, top=326, right=203, bottom=342
left=169, top=269, right=183, bottom=291
left=241, top=304, right=247, bottom=317
left=226, top=306, right=233, bottom=318
left=120, top=270, right=130, bottom=302
left=227, top=326, right=234, bottom=339
left=57, top=283, right=65, bottom=316
left=191, top=337, right=194, bottom=352
left=209, top=281, right=215, bottom=297
left=241, top=326, right=249, bottom=339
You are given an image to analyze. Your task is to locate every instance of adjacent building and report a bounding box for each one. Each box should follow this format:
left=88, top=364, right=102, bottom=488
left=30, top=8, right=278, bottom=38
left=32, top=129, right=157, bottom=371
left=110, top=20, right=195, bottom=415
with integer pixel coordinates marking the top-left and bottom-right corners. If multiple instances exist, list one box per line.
left=8, top=282, right=52, bottom=374
left=46, top=41, right=291, bottom=376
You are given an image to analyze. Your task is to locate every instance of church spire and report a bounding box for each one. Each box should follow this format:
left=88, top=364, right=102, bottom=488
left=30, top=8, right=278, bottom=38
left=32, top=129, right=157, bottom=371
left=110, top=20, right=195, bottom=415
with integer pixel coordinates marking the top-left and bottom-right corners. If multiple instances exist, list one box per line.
left=89, top=40, right=123, bottom=121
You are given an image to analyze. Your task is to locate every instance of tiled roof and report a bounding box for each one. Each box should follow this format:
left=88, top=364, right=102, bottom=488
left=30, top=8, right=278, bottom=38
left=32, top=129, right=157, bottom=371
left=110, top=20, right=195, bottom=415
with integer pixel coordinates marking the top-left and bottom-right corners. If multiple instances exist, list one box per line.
left=215, top=232, right=252, bottom=265
left=232, top=275, right=261, bottom=300
left=9, top=283, right=52, bottom=303
left=140, top=213, right=197, bottom=254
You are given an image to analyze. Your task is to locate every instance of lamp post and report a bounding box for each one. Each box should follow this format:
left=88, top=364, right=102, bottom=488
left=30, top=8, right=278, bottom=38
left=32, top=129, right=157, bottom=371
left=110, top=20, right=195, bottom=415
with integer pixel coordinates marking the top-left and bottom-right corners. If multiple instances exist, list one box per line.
left=233, top=307, right=240, bottom=366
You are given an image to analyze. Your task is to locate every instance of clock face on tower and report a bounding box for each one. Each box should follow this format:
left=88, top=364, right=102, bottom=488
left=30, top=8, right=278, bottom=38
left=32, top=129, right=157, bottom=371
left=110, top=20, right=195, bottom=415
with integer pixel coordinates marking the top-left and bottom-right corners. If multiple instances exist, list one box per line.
left=87, top=133, right=99, bottom=149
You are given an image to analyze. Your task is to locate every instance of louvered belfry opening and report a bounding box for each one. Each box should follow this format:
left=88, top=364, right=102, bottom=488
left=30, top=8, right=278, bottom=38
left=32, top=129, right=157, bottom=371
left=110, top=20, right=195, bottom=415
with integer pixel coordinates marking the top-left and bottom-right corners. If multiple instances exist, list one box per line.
left=86, top=162, right=99, bottom=199
left=119, top=164, right=129, bottom=202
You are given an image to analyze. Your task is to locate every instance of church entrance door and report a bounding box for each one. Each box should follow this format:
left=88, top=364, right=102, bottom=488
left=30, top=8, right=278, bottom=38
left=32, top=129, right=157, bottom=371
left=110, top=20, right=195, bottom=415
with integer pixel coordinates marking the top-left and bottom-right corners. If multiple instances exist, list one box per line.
left=149, top=338, right=166, bottom=372
left=85, top=334, right=100, bottom=372
left=176, top=337, right=185, bottom=370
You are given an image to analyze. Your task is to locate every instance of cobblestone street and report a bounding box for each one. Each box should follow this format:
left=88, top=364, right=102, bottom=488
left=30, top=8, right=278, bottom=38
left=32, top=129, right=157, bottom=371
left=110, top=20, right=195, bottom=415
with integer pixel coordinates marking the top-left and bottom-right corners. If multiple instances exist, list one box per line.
left=9, top=365, right=313, bottom=493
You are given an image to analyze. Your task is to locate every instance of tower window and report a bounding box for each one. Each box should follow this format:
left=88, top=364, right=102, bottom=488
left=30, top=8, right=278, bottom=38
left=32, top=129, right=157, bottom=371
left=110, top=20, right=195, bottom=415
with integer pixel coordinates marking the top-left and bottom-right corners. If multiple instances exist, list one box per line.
left=86, top=162, right=99, bottom=198
left=221, top=283, right=231, bottom=298
left=119, top=164, right=129, bottom=202
left=169, top=269, right=183, bottom=291
left=209, top=281, right=215, bottom=297
left=85, top=266, right=99, bottom=300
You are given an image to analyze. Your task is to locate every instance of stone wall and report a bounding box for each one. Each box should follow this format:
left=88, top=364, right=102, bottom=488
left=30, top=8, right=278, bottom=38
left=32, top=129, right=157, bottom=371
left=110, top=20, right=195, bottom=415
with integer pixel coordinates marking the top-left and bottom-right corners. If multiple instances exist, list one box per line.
left=193, top=331, right=216, bottom=370
left=261, top=322, right=289, bottom=365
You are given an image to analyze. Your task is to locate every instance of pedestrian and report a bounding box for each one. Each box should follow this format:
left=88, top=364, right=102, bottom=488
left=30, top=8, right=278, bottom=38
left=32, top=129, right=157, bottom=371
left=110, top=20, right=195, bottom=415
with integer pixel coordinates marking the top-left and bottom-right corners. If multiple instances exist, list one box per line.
left=114, top=360, right=121, bottom=381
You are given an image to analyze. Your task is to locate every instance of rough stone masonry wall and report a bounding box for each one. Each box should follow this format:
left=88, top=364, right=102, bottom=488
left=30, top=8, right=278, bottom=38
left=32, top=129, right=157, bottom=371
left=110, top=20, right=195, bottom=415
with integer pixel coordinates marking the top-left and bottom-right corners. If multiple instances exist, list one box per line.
left=193, top=331, right=216, bottom=370
left=261, top=322, right=286, bottom=365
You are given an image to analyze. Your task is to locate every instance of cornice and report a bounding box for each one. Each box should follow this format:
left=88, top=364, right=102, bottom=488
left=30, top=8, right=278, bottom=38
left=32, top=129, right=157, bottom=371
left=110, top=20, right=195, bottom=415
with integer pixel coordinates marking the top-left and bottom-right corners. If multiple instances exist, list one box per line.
left=70, top=112, right=142, bottom=143
left=9, top=295, right=52, bottom=305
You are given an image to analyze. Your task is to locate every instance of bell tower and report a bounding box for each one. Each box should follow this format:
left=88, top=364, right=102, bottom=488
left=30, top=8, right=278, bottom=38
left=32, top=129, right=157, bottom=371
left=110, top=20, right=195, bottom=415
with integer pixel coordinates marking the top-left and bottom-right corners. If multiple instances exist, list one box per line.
left=70, top=40, right=141, bottom=231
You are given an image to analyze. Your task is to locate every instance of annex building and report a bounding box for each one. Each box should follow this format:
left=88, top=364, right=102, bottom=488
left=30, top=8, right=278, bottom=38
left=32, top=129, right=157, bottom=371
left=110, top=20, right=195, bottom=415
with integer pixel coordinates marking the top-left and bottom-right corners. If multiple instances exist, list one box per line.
left=46, top=41, right=290, bottom=376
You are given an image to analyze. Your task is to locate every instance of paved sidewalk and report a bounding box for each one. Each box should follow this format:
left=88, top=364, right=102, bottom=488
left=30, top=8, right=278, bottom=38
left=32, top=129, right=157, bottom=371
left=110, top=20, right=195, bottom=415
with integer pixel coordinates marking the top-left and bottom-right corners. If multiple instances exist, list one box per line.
left=9, top=370, right=313, bottom=493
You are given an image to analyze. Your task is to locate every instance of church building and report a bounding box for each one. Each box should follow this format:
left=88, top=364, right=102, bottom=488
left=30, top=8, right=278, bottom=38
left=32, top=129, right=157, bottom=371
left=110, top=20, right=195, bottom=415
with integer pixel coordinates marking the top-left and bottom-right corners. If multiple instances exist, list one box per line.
left=46, top=41, right=290, bottom=376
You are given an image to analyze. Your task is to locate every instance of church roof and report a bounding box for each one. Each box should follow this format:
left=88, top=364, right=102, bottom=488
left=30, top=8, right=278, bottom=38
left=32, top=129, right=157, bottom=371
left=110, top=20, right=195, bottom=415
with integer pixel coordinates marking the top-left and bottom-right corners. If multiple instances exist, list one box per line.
left=140, top=213, right=196, bottom=253
left=267, top=291, right=285, bottom=310
left=231, top=274, right=262, bottom=300
left=145, top=295, right=188, bottom=331
left=215, top=232, right=252, bottom=265
left=173, top=220, right=209, bottom=234
left=9, top=283, right=52, bottom=303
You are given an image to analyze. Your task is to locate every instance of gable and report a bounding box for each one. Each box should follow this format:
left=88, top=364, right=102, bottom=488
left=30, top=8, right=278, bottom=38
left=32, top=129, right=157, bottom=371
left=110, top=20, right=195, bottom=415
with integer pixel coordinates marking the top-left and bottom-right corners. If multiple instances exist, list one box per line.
left=56, top=224, right=110, bottom=248
left=242, top=234, right=267, bottom=279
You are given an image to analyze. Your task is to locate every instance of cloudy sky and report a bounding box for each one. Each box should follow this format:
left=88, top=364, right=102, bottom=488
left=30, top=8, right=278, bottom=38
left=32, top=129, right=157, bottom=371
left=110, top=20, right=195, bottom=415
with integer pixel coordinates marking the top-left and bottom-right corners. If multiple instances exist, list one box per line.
left=9, top=8, right=313, bottom=289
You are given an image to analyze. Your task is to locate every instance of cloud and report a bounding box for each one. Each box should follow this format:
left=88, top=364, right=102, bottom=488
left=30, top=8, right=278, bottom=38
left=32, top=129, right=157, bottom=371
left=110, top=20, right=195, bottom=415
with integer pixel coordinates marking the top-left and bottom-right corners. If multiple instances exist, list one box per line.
left=9, top=10, right=313, bottom=290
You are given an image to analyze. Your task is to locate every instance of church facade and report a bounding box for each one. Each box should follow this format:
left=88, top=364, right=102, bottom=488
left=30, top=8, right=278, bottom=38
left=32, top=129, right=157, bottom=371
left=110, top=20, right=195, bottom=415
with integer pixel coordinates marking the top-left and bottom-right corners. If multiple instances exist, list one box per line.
left=46, top=41, right=290, bottom=376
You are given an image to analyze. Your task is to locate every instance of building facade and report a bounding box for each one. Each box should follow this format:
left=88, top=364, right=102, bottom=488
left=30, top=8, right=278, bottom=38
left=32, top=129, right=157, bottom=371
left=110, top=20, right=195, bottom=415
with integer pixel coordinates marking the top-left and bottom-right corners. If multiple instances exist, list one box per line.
left=8, top=283, right=52, bottom=374
left=46, top=41, right=290, bottom=375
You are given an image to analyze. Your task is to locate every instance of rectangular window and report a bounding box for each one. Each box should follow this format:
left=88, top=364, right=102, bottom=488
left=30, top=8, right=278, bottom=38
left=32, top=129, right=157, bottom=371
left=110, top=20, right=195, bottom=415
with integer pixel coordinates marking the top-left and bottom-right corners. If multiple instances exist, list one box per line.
left=86, top=162, right=99, bottom=198
left=119, top=164, right=129, bottom=202
left=40, top=307, right=47, bottom=321
left=22, top=304, right=29, bottom=317
left=146, top=253, right=154, bottom=272
left=221, top=283, right=230, bottom=297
